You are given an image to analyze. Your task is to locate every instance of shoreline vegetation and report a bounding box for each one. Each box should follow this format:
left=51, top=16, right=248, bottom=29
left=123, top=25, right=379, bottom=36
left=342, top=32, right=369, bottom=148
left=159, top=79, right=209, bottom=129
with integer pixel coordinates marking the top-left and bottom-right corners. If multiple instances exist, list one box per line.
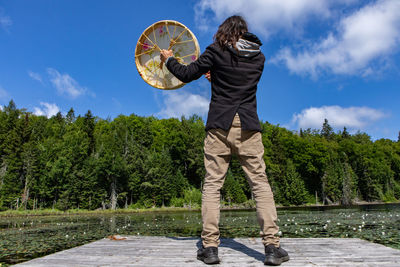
left=1, top=200, right=399, bottom=217
left=1, top=100, right=400, bottom=214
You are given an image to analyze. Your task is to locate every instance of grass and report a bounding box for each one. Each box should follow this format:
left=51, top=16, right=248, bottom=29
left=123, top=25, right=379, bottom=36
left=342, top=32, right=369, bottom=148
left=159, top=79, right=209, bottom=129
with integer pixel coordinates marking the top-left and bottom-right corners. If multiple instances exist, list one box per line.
left=0, top=206, right=199, bottom=217
left=1, top=199, right=398, bottom=217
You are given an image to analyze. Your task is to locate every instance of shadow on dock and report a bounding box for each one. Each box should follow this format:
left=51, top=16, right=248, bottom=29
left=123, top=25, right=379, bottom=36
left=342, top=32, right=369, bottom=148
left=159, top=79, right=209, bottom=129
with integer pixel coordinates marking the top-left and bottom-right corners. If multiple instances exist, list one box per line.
left=167, top=236, right=265, bottom=262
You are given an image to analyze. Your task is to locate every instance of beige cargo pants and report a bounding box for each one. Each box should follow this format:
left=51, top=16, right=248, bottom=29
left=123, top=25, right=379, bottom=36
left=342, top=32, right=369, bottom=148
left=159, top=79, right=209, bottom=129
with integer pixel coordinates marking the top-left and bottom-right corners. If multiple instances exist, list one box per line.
left=201, top=113, right=280, bottom=248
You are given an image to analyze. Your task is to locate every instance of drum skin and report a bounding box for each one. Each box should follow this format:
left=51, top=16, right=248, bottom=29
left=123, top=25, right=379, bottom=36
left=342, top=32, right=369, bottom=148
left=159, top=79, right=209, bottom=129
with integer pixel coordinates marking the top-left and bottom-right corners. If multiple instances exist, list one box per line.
left=135, top=20, right=200, bottom=90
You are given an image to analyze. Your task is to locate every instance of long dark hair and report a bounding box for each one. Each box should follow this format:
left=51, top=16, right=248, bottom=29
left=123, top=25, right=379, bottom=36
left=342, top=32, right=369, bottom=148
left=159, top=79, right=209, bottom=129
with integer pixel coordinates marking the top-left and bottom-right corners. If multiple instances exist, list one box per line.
left=214, top=15, right=248, bottom=49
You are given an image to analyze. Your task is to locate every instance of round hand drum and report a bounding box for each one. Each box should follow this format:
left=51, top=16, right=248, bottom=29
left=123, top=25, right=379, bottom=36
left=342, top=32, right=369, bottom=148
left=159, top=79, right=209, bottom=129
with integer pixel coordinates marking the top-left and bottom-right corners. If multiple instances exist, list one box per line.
left=135, top=20, right=200, bottom=90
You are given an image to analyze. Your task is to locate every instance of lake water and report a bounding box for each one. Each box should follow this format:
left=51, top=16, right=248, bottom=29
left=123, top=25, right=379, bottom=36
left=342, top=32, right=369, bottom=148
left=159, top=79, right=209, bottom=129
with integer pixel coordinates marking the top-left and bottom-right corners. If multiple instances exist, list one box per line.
left=1, top=203, right=399, bottom=265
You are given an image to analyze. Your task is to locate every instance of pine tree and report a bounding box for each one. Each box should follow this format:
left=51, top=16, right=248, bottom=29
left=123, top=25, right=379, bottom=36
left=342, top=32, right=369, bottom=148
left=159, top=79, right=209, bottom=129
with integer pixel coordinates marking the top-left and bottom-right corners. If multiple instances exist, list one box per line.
left=83, top=110, right=95, bottom=154
left=66, top=108, right=75, bottom=124
left=321, top=119, right=333, bottom=140
left=281, top=160, right=307, bottom=205
left=321, top=158, right=342, bottom=204
left=342, top=127, right=350, bottom=139
left=341, top=162, right=355, bottom=205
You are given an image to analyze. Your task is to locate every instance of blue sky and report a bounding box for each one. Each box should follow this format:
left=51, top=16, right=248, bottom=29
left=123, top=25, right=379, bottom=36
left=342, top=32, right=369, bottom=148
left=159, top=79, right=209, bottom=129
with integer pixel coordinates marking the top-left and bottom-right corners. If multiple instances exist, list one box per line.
left=0, top=0, right=399, bottom=140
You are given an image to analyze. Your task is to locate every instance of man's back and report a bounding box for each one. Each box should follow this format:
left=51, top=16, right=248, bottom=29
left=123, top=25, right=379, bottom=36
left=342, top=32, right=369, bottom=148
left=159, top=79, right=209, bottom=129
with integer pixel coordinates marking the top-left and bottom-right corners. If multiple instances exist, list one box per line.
left=205, top=40, right=265, bottom=131
left=166, top=34, right=265, bottom=131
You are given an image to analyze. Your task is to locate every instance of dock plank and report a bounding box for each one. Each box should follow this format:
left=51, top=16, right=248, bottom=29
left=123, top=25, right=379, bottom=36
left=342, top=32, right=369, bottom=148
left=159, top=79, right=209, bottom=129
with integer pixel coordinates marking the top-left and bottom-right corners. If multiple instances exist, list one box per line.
left=15, top=237, right=400, bottom=266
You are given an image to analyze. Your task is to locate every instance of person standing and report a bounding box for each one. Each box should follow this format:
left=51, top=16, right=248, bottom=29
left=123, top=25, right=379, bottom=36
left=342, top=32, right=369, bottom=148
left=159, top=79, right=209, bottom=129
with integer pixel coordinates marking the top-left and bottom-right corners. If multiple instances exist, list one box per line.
left=160, top=15, right=289, bottom=266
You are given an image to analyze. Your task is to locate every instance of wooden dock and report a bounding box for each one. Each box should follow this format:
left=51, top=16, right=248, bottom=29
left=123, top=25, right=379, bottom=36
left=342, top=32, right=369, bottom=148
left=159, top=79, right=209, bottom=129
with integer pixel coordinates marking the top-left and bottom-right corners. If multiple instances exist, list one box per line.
left=15, top=236, right=400, bottom=266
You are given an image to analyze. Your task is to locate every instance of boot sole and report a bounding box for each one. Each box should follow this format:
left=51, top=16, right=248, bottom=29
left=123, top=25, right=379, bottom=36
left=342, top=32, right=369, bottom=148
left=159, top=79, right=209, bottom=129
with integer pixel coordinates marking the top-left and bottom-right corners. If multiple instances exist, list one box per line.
left=197, top=255, right=220, bottom=264
left=264, top=255, right=290, bottom=266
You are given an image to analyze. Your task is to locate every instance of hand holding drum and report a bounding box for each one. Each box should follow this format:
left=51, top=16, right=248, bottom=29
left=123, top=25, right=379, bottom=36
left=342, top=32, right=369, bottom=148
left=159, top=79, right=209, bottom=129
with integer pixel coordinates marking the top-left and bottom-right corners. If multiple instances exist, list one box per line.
left=160, top=49, right=173, bottom=63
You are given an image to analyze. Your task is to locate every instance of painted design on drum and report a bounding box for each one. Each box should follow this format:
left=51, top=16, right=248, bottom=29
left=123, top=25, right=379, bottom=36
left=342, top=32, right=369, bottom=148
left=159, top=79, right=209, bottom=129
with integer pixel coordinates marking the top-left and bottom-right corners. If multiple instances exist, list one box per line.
left=135, top=20, right=200, bottom=90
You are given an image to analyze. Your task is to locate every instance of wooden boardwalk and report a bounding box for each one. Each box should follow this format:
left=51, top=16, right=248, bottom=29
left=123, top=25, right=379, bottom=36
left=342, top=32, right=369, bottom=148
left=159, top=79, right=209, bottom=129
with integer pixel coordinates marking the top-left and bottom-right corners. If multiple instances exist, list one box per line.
left=15, top=236, right=400, bottom=266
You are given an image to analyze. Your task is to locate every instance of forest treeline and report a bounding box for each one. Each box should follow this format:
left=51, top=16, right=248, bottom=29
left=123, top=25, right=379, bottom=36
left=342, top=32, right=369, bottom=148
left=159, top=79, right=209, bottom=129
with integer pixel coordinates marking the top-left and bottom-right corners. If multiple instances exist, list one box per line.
left=0, top=100, right=399, bottom=211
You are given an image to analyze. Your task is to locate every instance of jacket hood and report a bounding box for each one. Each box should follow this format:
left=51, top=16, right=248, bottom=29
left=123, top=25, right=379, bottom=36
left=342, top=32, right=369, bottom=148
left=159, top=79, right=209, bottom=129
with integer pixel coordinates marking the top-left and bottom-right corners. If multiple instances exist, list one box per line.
left=228, top=32, right=262, bottom=58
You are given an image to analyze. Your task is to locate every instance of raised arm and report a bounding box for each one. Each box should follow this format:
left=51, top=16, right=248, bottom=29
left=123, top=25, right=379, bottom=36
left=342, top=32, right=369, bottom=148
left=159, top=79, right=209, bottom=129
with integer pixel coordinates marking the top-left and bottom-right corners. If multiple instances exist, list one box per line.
left=160, top=46, right=214, bottom=83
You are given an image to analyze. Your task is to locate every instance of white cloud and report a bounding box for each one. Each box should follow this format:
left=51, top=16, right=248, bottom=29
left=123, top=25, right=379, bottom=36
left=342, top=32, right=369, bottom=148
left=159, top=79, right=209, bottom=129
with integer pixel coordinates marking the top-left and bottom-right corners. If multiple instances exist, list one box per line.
left=0, top=105, right=3, bottom=111
left=291, top=105, right=386, bottom=130
left=33, top=102, right=60, bottom=118
left=28, top=71, right=43, bottom=83
left=47, top=68, right=87, bottom=98
left=157, top=91, right=209, bottom=118
left=194, top=0, right=353, bottom=37
left=273, top=0, right=400, bottom=77
left=0, top=9, right=12, bottom=31
left=0, top=86, right=8, bottom=99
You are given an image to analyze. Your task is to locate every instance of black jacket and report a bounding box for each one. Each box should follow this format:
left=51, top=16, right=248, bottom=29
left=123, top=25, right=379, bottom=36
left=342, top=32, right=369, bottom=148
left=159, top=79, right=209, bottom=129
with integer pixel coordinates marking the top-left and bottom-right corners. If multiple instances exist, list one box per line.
left=166, top=34, right=265, bottom=131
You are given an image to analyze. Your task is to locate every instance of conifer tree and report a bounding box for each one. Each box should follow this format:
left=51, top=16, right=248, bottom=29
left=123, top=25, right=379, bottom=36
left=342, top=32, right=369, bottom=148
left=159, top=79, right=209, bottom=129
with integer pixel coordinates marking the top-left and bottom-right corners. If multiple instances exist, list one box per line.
left=342, top=127, right=350, bottom=139
left=281, top=160, right=307, bottom=205
left=321, top=119, right=333, bottom=140
left=66, top=108, right=75, bottom=124
left=83, top=110, right=95, bottom=154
